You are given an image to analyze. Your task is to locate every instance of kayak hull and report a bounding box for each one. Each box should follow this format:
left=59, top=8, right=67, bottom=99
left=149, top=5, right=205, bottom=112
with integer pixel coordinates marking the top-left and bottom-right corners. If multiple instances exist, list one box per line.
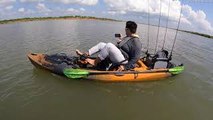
left=27, top=53, right=180, bottom=82
left=86, top=72, right=171, bottom=82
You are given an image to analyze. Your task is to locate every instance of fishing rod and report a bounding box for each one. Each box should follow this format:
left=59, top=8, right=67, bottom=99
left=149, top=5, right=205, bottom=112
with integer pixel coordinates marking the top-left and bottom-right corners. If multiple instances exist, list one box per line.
left=154, top=0, right=162, bottom=53
left=146, top=0, right=150, bottom=54
left=162, top=0, right=171, bottom=50
left=169, top=4, right=183, bottom=59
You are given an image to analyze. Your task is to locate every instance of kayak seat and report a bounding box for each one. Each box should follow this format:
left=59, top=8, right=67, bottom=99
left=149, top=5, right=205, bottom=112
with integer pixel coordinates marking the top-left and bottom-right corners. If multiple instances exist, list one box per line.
left=153, top=58, right=169, bottom=69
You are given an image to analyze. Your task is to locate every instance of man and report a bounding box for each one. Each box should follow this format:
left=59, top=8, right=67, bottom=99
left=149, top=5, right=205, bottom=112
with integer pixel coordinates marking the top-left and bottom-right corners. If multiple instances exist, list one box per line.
left=76, top=21, right=142, bottom=71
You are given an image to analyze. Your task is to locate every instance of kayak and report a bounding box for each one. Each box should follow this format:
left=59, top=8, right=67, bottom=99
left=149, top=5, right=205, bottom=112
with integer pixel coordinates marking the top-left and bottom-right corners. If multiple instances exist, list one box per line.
left=27, top=52, right=184, bottom=82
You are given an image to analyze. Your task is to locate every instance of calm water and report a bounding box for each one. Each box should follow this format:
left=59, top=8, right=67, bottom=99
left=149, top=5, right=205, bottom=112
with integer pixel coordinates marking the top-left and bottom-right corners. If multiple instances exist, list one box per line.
left=0, top=20, right=213, bottom=120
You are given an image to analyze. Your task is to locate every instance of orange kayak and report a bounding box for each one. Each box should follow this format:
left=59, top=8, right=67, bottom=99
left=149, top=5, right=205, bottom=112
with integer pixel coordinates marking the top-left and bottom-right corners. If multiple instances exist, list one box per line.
left=27, top=53, right=184, bottom=82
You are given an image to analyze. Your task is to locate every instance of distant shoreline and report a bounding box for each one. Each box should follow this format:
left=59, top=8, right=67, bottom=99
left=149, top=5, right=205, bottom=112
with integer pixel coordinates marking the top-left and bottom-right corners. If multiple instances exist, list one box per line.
left=0, top=15, right=212, bottom=39
left=0, top=16, right=121, bottom=24
left=179, top=30, right=213, bottom=39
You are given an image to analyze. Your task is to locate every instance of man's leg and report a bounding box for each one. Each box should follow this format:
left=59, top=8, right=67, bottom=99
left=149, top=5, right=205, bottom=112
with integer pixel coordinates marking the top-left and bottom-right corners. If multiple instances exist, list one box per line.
left=98, top=43, right=127, bottom=64
left=88, top=42, right=106, bottom=56
left=76, top=42, right=106, bottom=56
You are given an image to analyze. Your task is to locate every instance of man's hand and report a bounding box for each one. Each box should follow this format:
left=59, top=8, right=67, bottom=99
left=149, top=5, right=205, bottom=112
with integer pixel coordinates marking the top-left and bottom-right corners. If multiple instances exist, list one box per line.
left=117, top=65, right=125, bottom=71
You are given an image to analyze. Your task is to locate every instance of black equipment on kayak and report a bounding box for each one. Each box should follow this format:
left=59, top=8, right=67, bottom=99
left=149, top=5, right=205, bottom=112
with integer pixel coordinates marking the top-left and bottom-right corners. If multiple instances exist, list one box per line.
left=143, top=50, right=174, bottom=69
left=44, top=53, right=79, bottom=74
left=45, top=53, right=78, bottom=66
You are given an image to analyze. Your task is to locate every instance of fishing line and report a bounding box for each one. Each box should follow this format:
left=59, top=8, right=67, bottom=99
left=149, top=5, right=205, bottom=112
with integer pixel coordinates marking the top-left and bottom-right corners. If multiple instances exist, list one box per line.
left=146, top=0, right=150, bottom=53
left=154, top=0, right=162, bottom=53
left=170, top=4, right=183, bottom=57
left=162, top=0, right=171, bottom=50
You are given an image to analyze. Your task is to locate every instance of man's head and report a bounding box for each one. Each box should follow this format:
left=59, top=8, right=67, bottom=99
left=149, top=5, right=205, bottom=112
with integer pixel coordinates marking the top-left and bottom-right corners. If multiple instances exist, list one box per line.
left=125, top=21, right=137, bottom=35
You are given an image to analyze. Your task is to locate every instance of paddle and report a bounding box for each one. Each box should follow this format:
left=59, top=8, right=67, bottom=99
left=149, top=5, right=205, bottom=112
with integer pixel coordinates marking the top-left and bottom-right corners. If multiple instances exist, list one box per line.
left=168, top=65, right=184, bottom=75
left=63, top=66, right=184, bottom=79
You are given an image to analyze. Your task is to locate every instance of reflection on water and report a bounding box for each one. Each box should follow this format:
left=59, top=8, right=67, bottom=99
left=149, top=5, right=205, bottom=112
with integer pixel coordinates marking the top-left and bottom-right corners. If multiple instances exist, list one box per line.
left=0, top=20, right=213, bottom=120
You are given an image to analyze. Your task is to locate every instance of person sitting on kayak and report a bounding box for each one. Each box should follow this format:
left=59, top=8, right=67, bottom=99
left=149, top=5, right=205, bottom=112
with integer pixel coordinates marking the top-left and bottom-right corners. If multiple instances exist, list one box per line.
left=76, top=21, right=142, bottom=71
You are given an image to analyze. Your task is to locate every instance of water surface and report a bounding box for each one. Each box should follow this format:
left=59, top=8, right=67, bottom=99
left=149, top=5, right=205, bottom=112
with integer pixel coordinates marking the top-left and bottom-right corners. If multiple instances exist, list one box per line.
left=0, top=20, right=213, bottom=120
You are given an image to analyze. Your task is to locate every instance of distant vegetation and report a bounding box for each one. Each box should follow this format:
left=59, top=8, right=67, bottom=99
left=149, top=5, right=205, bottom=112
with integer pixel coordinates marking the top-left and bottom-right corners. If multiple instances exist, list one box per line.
left=179, top=30, right=213, bottom=39
left=0, top=15, right=212, bottom=39
left=0, top=15, right=120, bottom=24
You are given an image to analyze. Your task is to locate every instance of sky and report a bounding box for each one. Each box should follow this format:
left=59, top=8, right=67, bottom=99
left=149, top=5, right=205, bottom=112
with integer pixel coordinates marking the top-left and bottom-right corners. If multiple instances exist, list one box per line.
left=0, top=0, right=213, bottom=35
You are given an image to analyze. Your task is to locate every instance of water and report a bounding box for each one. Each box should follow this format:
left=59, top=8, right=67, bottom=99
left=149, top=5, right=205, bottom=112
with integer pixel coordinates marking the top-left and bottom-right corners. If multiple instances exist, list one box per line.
left=0, top=20, right=213, bottom=120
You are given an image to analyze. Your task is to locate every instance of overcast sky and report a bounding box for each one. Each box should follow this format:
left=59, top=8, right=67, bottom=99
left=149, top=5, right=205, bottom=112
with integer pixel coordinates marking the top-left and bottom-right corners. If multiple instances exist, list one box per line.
left=0, top=0, right=213, bottom=35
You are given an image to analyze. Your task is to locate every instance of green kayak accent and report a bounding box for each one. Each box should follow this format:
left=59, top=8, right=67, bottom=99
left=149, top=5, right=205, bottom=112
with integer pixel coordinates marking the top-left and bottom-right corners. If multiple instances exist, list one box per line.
left=169, top=66, right=184, bottom=75
left=63, top=68, right=89, bottom=79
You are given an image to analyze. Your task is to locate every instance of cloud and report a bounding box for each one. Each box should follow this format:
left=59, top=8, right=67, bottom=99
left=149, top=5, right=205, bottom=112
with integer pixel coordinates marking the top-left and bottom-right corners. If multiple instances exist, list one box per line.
left=80, top=8, right=85, bottom=12
left=0, top=0, right=16, bottom=7
left=107, top=10, right=126, bottom=15
left=181, top=5, right=213, bottom=34
left=52, top=0, right=98, bottom=5
left=19, top=0, right=98, bottom=5
left=20, top=0, right=43, bottom=2
left=0, top=0, right=16, bottom=19
left=0, top=0, right=213, bottom=35
left=5, top=5, right=14, bottom=10
left=18, top=8, right=25, bottom=12
left=67, top=8, right=79, bottom=13
left=104, top=0, right=213, bottom=35
left=104, top=0, right=181, bottom=20
left=67, top=7, right=86, bottom=14
left=36, top=3, right=51, bottom=12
